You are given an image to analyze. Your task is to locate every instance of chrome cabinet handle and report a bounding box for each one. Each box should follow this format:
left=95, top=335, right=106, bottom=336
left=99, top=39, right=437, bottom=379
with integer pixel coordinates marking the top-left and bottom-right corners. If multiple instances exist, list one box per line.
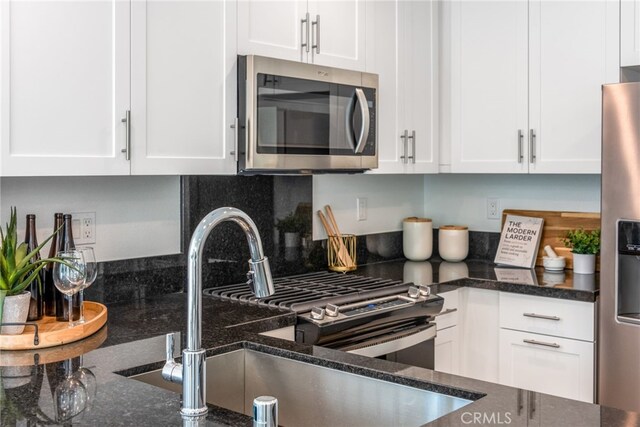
left=518, top=129, right=524, bottom=163
left=301, top=13, right=310, bottom=54
left=121, top=110, right=131, bottom=160
left=400, top=130, right=409, bottom=163
left=523, top=338, right=560, bottom=348
left=354, top=88, right=369, bottom=154
left=230, top=118, right=238, bottom=162
left=523, top=312, right=560, bottom=321
left=312, top=15, right=320, bottom=54
left=529, top=129, right=536, bottom=163
left=407, top=130, right=416, bottom=163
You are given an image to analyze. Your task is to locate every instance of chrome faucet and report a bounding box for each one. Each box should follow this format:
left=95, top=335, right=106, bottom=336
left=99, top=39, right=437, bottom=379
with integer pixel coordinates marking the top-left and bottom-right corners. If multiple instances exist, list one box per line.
left=162, top=207, right=275, bottom=419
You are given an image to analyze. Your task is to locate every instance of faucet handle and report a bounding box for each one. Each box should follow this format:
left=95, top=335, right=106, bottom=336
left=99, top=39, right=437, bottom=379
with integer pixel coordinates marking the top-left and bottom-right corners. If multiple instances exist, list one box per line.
left=162, top=332, right=183, bottom=384
left=166, top=332, right=177, bottom=362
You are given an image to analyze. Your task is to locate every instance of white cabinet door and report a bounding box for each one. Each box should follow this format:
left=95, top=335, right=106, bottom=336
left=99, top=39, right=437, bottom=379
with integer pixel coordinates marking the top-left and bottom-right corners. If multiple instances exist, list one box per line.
left=401, top=0, right=438, bottom=174
left=365, top=0, right=437, bottom=174
left=237, top=0, right=308, bottom=63
left=448, top=0, right=528, bottom=174
left=621, top=0, right=640, bottom=67
left=528, top=0, right=618, bottom=174
left=458, top=287, right=500, bottom=383
left=130, top=0, right=237, bottom=175
left=308, top=0, right=366, bottom=71
left=499, top=328, right=594, bottom=403
left=434, top=326, right=460, bottom=375
left=364, top=0, right=404, bottom=174
left=0, top=0, right=130, bottom=176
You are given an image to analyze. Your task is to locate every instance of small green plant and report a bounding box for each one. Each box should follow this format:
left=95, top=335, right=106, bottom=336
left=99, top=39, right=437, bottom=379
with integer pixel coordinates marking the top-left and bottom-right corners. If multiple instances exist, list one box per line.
left=562, top=228, right=601, bottom=255
left=276, top=213, right=305, bottom=234
left=0, top=207, right=64, bottom=323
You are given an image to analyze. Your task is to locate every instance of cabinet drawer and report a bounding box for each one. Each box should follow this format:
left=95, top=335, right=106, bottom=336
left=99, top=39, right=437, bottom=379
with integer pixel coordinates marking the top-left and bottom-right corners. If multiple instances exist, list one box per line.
left=499, top=328, right=594, bottom=403
left=499, top=293, right=594, bottom=342
left=435, top=289, right=459, bottom=331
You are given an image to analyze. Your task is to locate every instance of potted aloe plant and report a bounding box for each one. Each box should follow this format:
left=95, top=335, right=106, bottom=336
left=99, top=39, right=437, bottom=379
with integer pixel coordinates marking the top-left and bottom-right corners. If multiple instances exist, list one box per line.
left=0, top=208, right=62, bottom=335
left=562, top=228, right=601, bottom=275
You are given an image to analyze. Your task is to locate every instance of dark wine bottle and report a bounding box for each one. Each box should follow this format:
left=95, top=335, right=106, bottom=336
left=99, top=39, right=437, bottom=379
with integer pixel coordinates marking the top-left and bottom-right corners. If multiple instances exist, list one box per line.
left=24, top=214, right=43, bottom=321
left=43, top=213, right=63, bottom=317
left=55, top=214, right=81, bottom=322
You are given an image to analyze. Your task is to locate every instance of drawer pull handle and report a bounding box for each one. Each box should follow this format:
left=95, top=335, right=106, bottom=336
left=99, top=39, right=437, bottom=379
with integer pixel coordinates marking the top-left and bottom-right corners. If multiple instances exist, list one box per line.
left=523, top=339, right=560, bottom=349
left=523, top=312, right=560, bottom=321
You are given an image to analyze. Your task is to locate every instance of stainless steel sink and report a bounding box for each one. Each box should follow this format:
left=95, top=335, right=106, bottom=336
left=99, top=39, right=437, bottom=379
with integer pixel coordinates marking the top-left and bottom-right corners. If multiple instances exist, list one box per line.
left=131, top=349, right=472, bottom=426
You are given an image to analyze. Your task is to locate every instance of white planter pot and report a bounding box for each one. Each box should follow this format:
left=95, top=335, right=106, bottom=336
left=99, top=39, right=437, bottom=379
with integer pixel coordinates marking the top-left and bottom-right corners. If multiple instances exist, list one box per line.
left=284, top=232, right=301, bottom=248
left=573, top=253, right=596, bottom=275
left=1, top=291, right=31, bottom=335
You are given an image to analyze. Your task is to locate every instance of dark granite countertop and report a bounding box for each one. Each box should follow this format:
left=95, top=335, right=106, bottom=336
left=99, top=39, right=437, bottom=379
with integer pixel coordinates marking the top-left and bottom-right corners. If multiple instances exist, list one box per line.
left=0, top=261, right=618, bottom=427
left=356, top=258, right=599, bottom=302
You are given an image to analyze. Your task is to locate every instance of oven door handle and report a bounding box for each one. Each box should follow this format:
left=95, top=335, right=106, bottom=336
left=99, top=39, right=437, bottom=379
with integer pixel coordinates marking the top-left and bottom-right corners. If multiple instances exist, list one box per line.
left=353, top=88, right=370, bottom=154
left=345, top=325, right=436, bottom=358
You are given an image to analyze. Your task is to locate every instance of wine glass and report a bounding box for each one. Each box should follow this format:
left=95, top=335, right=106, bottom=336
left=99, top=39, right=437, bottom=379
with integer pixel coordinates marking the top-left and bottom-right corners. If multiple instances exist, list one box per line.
left=75, top=247, right=97, bottom=325
left=54, top=359, right=88, bottom=423
left=53, top=250, right=86, bottom=329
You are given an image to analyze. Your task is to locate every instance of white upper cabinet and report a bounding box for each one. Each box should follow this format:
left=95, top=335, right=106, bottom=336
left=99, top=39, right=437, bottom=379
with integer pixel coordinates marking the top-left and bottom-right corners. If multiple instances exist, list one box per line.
left=0, top=0, right=131, bottom=176
left=443, top=0, right=618, bottom=174
left=446, top=0, right=528, bottom=174
left=307, top=0, right=366, bottom=71
left=237, top=0, right=366, bottom=71
left=1, top=0, right=237, bottom=177
left=130, top=0, right=237, bottom=175
left=621, top=0, right=640, bottom=66
left=528, top=0, right=618, bottom=174
left=366, top=0, right=438, bottom=174
left=237, top=0, right=307, bottom=62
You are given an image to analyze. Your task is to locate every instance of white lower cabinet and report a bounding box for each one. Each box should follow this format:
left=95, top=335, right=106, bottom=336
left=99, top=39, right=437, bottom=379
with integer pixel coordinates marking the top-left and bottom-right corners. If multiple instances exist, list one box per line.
left=498, top=328, right=594, bottom=403
left=434, top=325, right=460, bottom=375
left=458, top=287, right=500, bottom=383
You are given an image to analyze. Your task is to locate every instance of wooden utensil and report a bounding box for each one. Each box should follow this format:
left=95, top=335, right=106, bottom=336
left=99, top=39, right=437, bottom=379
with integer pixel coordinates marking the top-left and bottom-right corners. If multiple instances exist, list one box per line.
left=324, top=205, right=354, bottom=266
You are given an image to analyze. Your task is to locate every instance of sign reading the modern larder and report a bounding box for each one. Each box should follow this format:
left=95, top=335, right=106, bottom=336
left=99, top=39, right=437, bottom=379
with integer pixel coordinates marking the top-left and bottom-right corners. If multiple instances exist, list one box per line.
left=494, top=215, right=544, bottom=269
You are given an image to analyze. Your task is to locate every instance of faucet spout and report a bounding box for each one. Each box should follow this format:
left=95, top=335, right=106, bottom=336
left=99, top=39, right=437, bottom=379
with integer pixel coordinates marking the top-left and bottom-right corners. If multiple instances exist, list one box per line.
left=163, top=207, right=275, bottom=419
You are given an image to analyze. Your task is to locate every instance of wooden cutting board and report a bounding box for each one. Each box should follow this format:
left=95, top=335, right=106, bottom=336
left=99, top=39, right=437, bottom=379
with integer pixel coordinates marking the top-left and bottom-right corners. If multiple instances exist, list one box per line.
left=501, top=209, right=601, bottom=271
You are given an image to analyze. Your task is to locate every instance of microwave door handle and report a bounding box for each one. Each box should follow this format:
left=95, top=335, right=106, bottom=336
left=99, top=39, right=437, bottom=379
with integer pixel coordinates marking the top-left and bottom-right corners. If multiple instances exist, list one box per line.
left=353, top=88, right=370, bottom=154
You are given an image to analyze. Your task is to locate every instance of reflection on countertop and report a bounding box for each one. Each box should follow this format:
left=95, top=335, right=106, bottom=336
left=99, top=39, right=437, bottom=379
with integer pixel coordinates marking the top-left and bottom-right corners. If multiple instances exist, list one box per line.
left=355, top=258, right=598, bottom=302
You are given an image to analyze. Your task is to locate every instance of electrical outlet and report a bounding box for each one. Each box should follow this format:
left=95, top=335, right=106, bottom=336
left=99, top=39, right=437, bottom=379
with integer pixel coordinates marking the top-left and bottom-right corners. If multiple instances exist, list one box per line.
left=487, top=198, right=500, bottom=220
left=357, top=197, right=368, bottom=221
left=71, top=212, right=96, bottom=244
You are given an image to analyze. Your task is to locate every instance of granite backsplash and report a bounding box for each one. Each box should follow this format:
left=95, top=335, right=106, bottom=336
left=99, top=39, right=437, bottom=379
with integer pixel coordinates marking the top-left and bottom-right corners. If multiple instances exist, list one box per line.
left=85, top=175, right=500, bottom=304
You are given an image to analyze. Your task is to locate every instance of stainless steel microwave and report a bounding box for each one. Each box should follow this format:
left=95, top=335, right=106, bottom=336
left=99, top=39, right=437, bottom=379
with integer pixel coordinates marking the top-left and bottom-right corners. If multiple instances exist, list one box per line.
left=237, top=55, right=378, bottom=174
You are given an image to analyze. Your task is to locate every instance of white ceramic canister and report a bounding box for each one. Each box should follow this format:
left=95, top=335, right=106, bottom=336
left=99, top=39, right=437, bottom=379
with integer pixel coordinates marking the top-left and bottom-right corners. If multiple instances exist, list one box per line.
left=438, top=225, right=469, bottom=262
left=403, top=217, right=433, bottom=261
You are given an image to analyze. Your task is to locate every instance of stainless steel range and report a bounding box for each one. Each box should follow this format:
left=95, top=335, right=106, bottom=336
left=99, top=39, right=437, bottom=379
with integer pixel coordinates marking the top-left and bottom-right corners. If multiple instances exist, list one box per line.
left=205, top=272, right=444, bottom=368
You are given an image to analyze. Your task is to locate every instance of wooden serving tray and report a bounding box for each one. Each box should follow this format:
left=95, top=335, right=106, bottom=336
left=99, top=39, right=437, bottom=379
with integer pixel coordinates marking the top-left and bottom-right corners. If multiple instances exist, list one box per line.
left=501, top=209, right=601, bottom=271
left=0, top=301, right=108, bottom=351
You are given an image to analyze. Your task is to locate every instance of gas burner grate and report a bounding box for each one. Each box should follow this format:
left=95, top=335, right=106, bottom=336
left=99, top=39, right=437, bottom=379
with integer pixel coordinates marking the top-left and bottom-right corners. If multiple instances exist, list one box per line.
left=203, top=271, right=409, bottom=312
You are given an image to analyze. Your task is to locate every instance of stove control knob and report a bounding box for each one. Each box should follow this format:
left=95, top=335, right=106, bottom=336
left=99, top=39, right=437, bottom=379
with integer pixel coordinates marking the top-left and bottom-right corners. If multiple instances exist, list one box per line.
left=418, top=285, right=431, bottom=297
left=408, top=286, right=420, bottom=299
left=310, top=307, right=325, bottom=320
left=325, top=304, right=340, bottom=317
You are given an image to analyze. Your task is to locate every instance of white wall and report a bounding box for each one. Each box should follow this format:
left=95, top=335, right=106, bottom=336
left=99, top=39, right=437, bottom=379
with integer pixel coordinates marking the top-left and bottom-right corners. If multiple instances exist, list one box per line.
left=424, top=174, right=601, bottom=232
left=312, top=174, right=425, bottom=239
left=0, top=176, right=181, bottom=262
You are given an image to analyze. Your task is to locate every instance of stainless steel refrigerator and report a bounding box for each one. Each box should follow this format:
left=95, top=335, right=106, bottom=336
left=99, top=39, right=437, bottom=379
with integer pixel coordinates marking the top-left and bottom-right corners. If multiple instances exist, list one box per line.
left=601, top=82, right=640, bottom=412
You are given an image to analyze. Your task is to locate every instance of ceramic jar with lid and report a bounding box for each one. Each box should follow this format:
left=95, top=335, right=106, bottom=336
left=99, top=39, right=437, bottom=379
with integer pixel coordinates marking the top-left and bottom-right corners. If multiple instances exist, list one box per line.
left=438, top=225, right=469, bottom=262
left=403, top=217, right=433, bottom=261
